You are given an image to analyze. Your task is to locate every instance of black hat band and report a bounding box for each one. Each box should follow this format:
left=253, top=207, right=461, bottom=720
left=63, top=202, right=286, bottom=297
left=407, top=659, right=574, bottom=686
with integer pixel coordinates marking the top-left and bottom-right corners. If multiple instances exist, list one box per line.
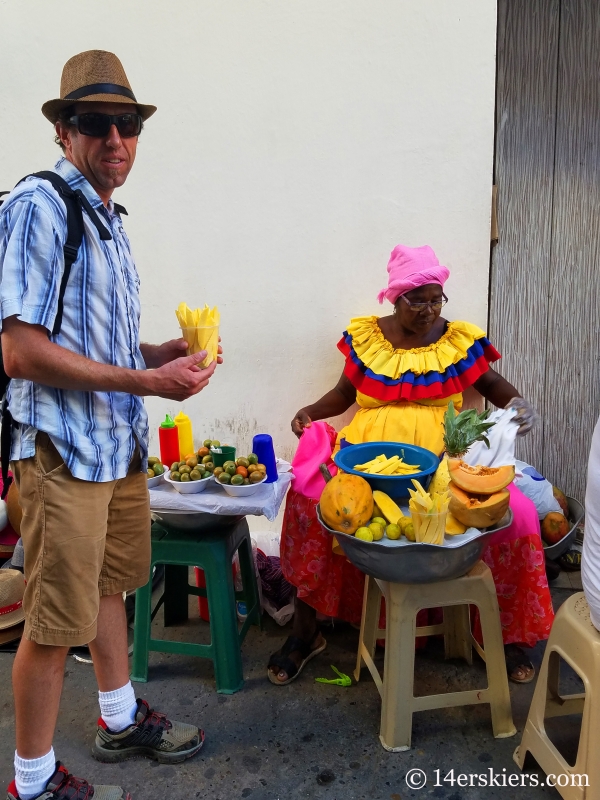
left=64, top=83, right=137, bottom=102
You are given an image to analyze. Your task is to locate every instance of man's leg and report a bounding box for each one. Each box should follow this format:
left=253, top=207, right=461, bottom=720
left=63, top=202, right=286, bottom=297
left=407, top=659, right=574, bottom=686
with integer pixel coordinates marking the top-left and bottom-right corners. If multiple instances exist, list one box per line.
left=12, top=639, right=68, bottom=758
left=89, top=593, right=130, bottom=692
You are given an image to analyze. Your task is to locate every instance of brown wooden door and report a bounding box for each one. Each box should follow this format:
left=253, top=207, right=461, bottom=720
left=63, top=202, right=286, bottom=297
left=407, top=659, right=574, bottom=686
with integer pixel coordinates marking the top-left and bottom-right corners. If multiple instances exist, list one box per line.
left=491, top=0, right=600, bottom=501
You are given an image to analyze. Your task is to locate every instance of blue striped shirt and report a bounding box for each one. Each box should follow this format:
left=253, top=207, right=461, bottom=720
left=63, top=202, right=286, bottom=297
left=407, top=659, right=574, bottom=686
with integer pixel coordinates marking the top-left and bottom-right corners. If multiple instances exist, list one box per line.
left=0, top=158, right=149, bottom=481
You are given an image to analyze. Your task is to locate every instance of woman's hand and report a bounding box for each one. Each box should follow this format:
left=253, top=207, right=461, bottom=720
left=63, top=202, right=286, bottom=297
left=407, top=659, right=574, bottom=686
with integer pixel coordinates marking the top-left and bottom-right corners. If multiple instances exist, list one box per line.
left=506, top=397, right=539, bottom=436
left=291, top=409, right=312, bottom=438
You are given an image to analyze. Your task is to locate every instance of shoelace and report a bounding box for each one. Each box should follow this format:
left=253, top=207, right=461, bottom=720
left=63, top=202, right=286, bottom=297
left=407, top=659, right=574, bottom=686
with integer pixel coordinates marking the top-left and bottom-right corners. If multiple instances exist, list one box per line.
left=143, top=706, right=172, bottom=732
left=55, top=770, right=94, bottom=799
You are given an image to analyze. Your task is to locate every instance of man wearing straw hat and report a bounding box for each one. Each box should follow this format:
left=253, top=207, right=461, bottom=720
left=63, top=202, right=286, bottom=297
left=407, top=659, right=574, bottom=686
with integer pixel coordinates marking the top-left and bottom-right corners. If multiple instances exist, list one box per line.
left=0, top=51, right=215, bottom=800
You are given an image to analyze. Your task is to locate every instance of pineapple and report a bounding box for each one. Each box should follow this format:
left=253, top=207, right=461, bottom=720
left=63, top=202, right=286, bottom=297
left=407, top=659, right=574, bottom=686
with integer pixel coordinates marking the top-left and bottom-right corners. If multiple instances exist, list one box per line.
left=429, top=403, right=496, bottom=496
left=443, top=401, right=495, bottom=458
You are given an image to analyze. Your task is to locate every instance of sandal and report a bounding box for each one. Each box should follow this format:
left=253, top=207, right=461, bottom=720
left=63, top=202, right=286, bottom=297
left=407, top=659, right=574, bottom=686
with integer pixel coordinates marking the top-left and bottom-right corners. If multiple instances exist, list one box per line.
left=559, top=550, right=582, bottom=571
left=267, top=630, right=327, bottom=686
left=504, top=644, right=535, bottom=684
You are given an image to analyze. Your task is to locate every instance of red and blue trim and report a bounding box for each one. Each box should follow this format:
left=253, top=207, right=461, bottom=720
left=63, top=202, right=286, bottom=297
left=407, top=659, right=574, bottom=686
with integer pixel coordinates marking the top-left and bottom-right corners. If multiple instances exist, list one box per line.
left=337, top=332, right=500, bottom=402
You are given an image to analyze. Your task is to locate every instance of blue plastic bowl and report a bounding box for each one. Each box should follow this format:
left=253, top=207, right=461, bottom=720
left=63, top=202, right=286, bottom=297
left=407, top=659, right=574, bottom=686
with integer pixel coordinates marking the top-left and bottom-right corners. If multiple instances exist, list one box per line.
left=333, top=441, right=440, bottom=499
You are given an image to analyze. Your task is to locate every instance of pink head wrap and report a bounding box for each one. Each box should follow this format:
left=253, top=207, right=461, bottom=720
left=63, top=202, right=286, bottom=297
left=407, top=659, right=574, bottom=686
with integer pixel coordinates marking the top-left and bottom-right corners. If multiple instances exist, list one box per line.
left=377, top=244, right=450, bottom=305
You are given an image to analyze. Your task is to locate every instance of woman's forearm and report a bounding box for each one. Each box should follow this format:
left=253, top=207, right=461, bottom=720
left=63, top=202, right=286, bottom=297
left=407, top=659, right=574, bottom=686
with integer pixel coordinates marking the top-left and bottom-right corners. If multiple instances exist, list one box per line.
left=473, top=368, right=521, bottom=409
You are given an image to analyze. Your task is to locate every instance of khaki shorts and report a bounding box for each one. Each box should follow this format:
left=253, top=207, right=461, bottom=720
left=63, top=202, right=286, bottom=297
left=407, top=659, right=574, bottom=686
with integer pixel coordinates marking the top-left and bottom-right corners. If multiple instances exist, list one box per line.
left=12, top=432, right=151, bottom=647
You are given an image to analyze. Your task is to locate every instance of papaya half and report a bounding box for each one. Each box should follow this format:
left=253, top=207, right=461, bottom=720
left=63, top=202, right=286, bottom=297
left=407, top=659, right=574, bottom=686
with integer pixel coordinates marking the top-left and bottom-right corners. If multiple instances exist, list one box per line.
left=448, top=483, right=510, bottom=529
left=447, top=459, right=514, bottom=495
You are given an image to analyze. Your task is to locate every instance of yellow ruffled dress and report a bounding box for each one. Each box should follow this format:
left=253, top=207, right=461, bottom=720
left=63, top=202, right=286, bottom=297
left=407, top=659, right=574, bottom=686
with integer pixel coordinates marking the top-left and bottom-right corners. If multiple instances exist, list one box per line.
left=336, top=317, right=501, bottom=455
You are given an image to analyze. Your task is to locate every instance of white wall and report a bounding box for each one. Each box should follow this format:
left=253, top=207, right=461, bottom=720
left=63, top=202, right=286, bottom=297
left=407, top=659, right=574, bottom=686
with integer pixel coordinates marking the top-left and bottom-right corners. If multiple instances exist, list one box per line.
left=0, top=1, right=497, bottom=529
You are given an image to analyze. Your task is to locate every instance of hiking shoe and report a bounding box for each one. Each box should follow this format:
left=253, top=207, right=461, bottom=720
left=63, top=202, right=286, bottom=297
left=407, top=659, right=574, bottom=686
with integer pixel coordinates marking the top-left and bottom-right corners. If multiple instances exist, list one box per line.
left=92, top=698, right=204, bottom=764
left=7, top=762, right=130, bottom=799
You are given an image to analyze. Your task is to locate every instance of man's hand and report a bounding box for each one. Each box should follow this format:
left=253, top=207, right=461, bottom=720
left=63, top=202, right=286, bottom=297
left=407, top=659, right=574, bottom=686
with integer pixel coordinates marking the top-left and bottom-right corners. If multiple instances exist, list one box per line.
left=146, top=351, right=217, bottom=401
left=141, top=338, right=224, bottom=369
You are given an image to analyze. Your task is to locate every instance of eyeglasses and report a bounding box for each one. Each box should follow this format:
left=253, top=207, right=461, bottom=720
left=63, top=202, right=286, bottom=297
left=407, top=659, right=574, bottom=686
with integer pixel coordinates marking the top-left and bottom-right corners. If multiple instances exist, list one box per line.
left=67, top=112, right=143, bottom=138
left=399, top=293, right=448, bottom=312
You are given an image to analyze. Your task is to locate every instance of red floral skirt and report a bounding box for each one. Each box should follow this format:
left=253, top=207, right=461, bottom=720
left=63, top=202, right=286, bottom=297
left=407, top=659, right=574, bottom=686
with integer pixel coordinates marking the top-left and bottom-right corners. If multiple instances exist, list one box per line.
left=280, top=484, right=554, bottom=646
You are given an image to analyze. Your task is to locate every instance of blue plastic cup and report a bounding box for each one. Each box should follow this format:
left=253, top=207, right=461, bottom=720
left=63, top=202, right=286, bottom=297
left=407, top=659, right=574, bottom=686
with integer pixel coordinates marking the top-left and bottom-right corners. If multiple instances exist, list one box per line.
left=252, top=434, right=278, bottom=483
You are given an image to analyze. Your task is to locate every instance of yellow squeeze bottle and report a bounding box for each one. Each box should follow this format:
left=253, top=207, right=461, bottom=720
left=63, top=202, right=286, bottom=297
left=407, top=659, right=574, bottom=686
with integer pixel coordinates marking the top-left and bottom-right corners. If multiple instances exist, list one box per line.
left=174, top=411, right=194, bottom=459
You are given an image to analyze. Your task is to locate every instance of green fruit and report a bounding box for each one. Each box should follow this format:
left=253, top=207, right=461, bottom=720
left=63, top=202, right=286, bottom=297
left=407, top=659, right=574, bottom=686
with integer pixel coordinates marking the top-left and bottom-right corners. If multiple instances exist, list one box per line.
left=152, top=463, right=165, bottom=476
left=355, top=527, right=374, bottom=542
left=249, top=470, right=264, bottom=484
left=236, top=457, right=250, bottom=468
left=247, top=453, right=258, bottom=465
left=147, top=456, right=160, bottom=466
left=243, top=478, right=250, bottom=485
left=203, top=462, right=215, bottom=472
left=225, top=464, right=236, bottom=476
left=222, top=460, right=236, bottom=469
left=371, top=517, right=387, bottom=529
left=147, top=468, right=155, bottom=478
left=211, top=440, right=221, bottom=447
left=369, top=522, right=384, bottom=541
left=190, top=469, right=204, bottom=481
left=213, top=467, right=224, bottom=478
left=230, top=475, right=244, bottom=485
left=179, top=465, right=191, bottom=474
left=202, top=455, right=213, bottom=465
left=170, top=461, right=180, bottom=473
left=180, top=473, right=191, bottom=482
left=203, top=439, right=213, bottom=448
left=170, top=470, right=181, bottom=481
left=217, top=472, right=231, bottom=484
left=385, top=523, right=401, bottom=540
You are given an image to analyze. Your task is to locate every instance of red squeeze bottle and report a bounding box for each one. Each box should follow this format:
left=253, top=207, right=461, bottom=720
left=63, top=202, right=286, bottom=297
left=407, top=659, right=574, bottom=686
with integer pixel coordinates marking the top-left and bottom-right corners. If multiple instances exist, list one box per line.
left=159, top=414, right=180, bottom=468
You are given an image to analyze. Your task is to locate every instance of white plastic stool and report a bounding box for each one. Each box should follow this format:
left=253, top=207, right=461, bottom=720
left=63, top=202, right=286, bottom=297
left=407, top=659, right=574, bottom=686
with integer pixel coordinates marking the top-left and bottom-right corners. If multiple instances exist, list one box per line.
left=355, top=560, right=516, bottom=751
left=514, top=592, right=598, bottom=799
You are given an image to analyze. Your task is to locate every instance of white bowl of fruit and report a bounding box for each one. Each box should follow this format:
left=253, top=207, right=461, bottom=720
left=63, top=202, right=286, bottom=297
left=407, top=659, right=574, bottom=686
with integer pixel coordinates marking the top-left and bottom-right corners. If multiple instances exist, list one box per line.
left=147, top=457, right=168, bottom=488
left=164, top=453, right=214, bottom=494
left=214, top=454, right=268, bottom=496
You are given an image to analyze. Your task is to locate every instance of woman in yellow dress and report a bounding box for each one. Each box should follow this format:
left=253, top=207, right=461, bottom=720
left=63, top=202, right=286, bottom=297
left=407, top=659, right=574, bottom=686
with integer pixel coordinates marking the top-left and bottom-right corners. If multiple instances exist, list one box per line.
left=268, top=244, right=552, bottom=686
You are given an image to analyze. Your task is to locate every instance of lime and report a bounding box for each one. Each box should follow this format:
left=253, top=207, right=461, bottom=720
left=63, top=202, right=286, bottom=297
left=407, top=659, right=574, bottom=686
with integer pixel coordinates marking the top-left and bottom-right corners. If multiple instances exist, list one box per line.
left=211, top=440, right=221, bottom=448
left=170, top=471, right=181, bottom=481
left=217, top=472, right=231, bottom=484
left=147, top=456, right=160, bottom=466
left=179, top=465, right=191, bottom=474
left=369, top=522, right=384, bottom=541
left=371, top=517, right=387, bottom=529
left=355, top=527, right=374, bottom=542
left=201, top=455, right=212, bottom=465
left=247, top=453, right=258, bottom=465
left=213, top=467, right=224, bottom=478
left=236, top=457, right=249, bottom=468
left=147, top=468, right=155, bottom=479
left=203, top=462, right=215, bottom=472
left=385, top=523, right=401, bottom=540
left=190, top=469, right=204, bottom=481
left=249, top=471, right=264, bottom=484
left=231, top=475, right=244, bottom=485
left=170, top=461, right=180, bottom=473
left=203, top=439, right=213, bottom=448
left=152, top=463, right=165, bottom=476
left=225, top=464, right=236, bottom=476
left=222, top=460, right=236, bottom=470
left=180, top=473, right=191, bottom=482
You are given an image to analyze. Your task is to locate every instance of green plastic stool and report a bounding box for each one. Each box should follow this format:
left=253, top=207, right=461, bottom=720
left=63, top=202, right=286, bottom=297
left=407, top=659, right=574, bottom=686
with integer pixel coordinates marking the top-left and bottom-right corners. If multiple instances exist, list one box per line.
left=131, top=516, right=261, bottom=694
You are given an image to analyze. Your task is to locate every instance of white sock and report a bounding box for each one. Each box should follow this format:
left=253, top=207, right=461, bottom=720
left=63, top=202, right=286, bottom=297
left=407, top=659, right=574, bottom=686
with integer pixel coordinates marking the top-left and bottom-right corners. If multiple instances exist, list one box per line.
left=14, top=748, right=55, bottom=800
left=98, top=681, right=137, bottom=732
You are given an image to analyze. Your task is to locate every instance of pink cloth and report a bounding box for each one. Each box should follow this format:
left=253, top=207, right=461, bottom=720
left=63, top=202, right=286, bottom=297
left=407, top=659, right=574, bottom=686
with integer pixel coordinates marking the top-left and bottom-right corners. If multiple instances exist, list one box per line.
left=487, top=483, right=541, bottom=547
left=377, top=244, right=450, bottom=305
left=290, top=421, right=338, bottom=501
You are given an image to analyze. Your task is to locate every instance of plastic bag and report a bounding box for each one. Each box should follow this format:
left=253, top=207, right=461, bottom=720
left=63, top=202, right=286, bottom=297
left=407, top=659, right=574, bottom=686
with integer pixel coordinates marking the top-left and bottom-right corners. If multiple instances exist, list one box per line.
left=513, top=460, right=562, bottom=520
left=291, top=421, right=338, bottom=500
left=463, top=407, right=519, bottom=468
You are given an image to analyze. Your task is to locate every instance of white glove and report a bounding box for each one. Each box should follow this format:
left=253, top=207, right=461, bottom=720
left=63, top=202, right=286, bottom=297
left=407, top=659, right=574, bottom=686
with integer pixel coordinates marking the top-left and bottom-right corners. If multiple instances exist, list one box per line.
left=506, top=397, right=538, bottom=436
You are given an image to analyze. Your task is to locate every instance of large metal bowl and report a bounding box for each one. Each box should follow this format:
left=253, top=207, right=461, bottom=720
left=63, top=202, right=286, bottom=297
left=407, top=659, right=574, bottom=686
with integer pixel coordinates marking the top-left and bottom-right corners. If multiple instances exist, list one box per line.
left=316, top=506, right=513, bottom=584
left=542, top=496, right=584, bottom=560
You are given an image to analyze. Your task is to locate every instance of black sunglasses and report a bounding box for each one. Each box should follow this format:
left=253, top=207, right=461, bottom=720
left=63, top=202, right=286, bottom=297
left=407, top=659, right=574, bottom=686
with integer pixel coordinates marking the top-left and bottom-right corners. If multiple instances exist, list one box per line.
left=67, top=112, right=143, bottom=138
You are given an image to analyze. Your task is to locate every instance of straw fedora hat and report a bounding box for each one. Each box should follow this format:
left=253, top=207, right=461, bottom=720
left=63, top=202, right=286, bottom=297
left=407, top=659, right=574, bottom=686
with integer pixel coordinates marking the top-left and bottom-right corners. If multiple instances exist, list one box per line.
left=0, top=569, right=25, bottom=646
left=42, top=50, right=156, bottom=123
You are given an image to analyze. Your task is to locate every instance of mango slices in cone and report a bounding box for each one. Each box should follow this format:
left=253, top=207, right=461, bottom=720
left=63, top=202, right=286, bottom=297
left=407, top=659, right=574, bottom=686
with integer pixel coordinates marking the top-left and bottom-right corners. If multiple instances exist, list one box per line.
left=408, top=479, right=450, bottom=545
left=176, top=303, right=220, bottom=368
